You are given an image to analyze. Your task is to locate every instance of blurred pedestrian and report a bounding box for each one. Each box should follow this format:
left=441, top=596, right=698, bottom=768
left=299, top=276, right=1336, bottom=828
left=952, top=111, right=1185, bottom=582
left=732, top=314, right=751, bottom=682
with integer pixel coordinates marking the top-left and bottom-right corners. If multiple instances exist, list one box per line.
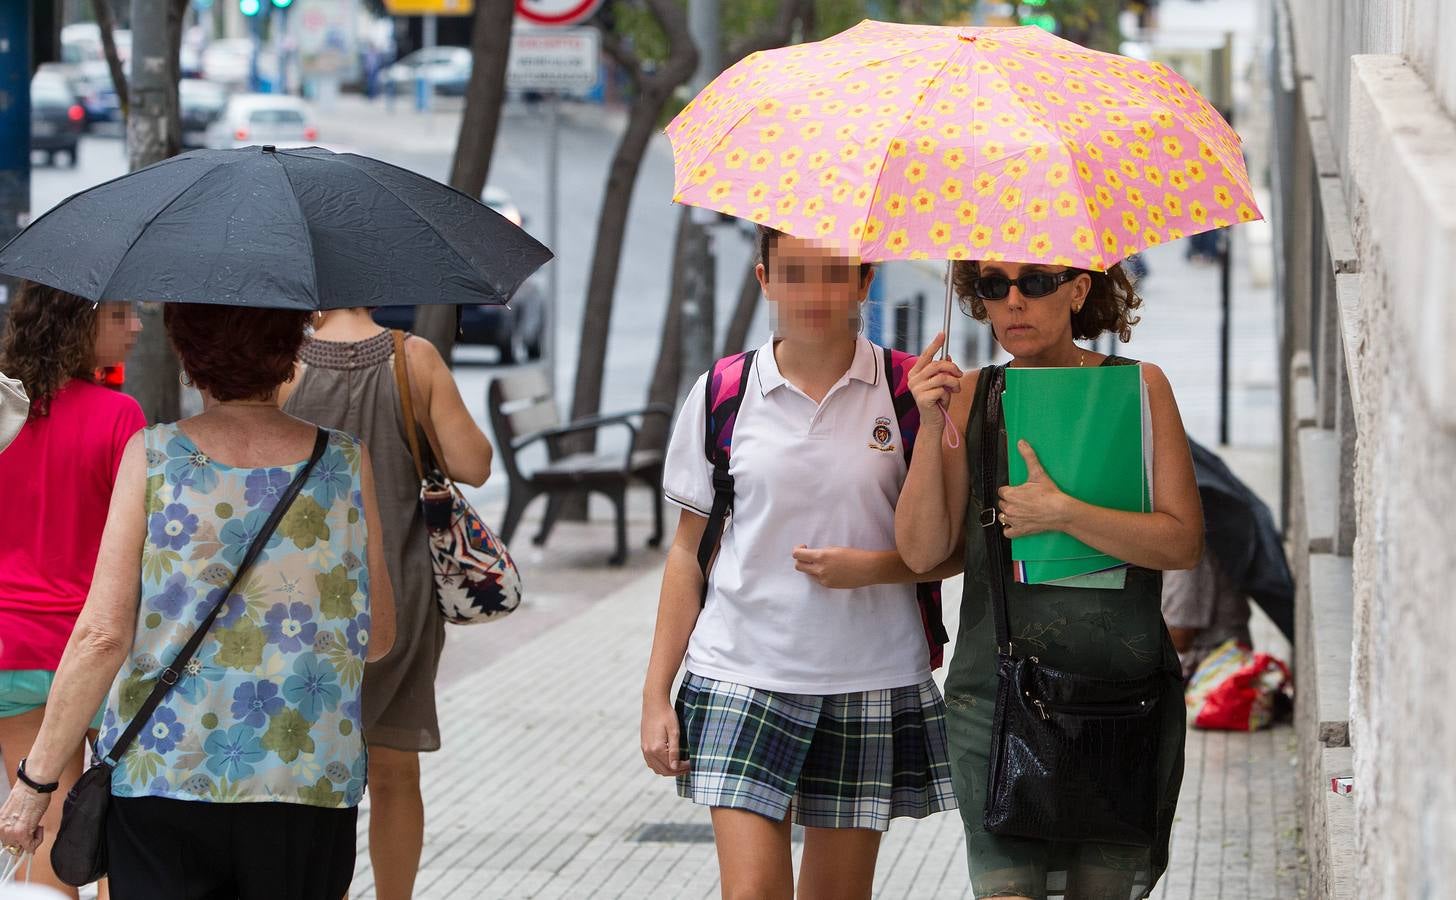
left=0, top=284, right=142, bottom=896
left=898, top=259, right=1198, bottom=899
left=0, top=304, right=396, bottom=899
left=0, top=374, right=26, bottom=453
left=642, top=229, right=960, bottom=899
left=1162, top=546, right=1253, bottom=679
left=278, top=308, right=492, bottom=900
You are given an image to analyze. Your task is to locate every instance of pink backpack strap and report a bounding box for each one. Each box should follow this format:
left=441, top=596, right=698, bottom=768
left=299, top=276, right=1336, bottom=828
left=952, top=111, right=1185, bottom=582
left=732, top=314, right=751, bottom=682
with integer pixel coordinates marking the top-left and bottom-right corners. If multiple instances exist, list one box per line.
left=696, top=350, right=757, bottom=606
left=882, top=345, right=948, bottom=669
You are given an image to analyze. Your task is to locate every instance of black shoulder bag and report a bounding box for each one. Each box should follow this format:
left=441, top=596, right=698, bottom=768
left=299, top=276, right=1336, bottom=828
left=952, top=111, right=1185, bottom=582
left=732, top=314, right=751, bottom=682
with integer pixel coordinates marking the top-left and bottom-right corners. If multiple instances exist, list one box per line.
left=50, top=428, right=330, bottom=887
left=976, top=366, right=1174, bottom=847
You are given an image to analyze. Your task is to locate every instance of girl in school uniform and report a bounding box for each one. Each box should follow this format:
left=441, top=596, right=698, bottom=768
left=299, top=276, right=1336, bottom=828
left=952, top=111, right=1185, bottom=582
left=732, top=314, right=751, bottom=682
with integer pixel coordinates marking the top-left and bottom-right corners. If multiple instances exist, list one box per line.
left=640, top=228, right=962, bottom=900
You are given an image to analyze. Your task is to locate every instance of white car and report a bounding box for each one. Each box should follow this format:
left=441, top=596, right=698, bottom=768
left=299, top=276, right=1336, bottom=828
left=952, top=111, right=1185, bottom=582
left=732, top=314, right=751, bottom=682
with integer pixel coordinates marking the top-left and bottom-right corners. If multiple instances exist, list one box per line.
left=206, top=94, right=318, bottom=150
left=383, top=46, right=472, bottom=96
left=202, top=39, right=255, bottom=87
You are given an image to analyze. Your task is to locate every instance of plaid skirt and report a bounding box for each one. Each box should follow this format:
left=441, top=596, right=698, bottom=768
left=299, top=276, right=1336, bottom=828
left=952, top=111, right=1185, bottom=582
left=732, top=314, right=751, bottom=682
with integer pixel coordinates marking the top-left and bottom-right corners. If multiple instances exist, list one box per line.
left=674, top=673, right=957, bottom=831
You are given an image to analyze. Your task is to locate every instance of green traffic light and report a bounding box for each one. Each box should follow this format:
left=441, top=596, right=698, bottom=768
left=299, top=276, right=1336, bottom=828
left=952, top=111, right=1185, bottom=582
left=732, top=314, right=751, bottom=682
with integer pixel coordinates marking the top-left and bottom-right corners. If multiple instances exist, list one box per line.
left=271, top=0, right=293, bottom=7
left=240, top=0, right=261, bottom=14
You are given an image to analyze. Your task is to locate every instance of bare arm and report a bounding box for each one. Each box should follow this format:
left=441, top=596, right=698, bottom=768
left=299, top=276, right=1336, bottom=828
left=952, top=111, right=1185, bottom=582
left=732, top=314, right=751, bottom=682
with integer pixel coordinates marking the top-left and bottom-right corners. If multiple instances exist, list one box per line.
left=896, top=335, right=977, bottom=573
left=791, top=546, right=964, bottom=588
left=358, top=445, right=396, bottom=661
left=997, top=363, right=1204, bottom=572
left=640, top=510, right=707, bottom=776
left=408, top=335, right=494, bottom=487
left=19, top=435, right=146, bottom=784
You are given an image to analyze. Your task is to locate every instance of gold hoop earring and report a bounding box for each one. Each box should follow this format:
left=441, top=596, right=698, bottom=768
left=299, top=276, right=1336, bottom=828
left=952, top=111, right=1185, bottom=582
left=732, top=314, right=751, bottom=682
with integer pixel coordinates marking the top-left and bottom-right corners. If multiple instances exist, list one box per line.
left=179, top=371, right=193, bottom=387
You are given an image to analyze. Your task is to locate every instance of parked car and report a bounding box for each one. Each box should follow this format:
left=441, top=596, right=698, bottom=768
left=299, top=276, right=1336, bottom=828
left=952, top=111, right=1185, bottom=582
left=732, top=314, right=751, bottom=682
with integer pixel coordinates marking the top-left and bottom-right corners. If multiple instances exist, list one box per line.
left=374, top=185, right=545, bottom=364
left=372, top=277, right=546, bottom=365
left=30, top=73, right=86, bottom=167
left=202, top=38, right=255, bottom=88
left=180, top=79, right=230, bottom=149
left=73, top=66, right=121, bottom=125
left=482, top=185, right=525, bottom=228
left=206, top=94, right=318, bottom=150
left=383, top=46, right=472, bottom=96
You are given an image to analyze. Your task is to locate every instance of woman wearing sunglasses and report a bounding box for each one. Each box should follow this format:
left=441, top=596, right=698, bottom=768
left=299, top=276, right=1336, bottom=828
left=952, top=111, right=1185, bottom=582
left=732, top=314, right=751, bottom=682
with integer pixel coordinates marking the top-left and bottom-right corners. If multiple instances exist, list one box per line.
left=896, top=260, right=1202, bottom=900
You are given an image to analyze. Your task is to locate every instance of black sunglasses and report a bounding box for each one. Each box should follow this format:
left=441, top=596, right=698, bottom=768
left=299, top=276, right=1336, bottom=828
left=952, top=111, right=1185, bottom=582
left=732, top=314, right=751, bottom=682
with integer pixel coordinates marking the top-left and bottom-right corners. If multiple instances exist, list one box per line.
left=972, top=269, right=1082, bottom=301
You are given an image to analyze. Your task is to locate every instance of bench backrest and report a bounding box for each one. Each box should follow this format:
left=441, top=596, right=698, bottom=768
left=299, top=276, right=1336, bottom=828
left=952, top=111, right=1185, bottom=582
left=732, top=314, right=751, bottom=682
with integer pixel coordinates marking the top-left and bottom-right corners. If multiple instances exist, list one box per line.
left=488, top=369, right=560, bottom=481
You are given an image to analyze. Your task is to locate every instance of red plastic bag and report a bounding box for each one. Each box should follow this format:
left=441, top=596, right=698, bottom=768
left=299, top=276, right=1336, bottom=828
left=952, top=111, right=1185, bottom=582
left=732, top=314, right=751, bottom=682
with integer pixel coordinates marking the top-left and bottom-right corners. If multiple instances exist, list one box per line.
left=1189, top=642, right=1292, bottom=731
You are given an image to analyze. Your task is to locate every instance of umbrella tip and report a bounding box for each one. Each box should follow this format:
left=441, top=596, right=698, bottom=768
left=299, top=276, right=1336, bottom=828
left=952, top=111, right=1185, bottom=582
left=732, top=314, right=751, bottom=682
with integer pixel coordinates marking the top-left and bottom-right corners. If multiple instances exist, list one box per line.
left=262, top=145, right=276, bottom=153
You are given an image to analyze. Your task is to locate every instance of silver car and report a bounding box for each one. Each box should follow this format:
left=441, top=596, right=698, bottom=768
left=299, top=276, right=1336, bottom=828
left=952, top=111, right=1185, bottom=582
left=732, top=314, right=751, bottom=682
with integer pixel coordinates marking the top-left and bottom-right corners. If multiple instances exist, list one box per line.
left=205, top=94, right=318, bottom=150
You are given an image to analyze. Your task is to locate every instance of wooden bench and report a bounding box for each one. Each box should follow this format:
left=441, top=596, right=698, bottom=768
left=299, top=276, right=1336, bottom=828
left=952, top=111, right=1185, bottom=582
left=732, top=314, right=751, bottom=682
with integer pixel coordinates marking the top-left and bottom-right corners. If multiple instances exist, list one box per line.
left=488, top=369, right=670, bottom=566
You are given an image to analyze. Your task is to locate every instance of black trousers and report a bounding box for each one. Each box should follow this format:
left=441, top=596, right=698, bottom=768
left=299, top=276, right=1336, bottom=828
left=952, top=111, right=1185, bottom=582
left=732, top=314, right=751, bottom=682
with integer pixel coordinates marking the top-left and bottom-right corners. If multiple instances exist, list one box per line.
left=106, top=796, right=357, bottom=900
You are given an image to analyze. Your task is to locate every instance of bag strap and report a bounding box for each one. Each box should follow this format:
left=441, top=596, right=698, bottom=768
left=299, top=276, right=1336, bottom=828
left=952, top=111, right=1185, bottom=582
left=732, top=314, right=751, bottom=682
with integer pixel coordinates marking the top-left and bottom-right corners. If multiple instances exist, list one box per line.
left=104, top=427, right=330, bottom=767
left=695, top=349, right=756, bottom=607
left=392, top=330, right=427, bottom=483
left=976, top=365, right=1014, bottom=657
left=391, top=330, right=454, bottom=489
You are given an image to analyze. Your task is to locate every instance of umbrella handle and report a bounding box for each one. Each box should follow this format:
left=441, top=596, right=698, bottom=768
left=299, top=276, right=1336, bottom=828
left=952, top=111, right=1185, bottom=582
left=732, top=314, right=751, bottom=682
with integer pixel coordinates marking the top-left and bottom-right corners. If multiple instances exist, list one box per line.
left=936, top=261, right=961, bottom=449
left=938, top=399, right=961, bottom=449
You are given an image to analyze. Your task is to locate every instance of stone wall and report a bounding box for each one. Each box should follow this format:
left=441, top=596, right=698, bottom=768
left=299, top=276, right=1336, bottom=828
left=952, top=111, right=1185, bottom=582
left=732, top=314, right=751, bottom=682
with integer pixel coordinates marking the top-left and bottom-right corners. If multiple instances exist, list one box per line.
left=1277, top=2, right=1456, bottom=897
left=1344, top=54, right=1456, bottom=900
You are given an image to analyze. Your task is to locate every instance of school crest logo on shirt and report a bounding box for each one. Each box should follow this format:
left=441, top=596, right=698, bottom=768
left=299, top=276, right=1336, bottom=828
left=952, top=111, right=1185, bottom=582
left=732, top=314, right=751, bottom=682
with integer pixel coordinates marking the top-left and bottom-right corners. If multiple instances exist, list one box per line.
left=869, top=417, right=896, bottom=452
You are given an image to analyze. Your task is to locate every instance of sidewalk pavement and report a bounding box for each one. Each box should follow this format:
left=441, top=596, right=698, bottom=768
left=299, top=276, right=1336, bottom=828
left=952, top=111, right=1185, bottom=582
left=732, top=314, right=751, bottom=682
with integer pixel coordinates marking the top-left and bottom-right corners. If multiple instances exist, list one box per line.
left=352, top=484, right=1302, bottom=898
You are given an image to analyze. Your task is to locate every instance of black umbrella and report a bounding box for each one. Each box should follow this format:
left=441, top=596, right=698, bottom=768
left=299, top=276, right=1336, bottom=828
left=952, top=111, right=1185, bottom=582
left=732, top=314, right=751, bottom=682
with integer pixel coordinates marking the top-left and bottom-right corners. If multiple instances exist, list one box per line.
left=0, top=145, right=552, bottom=310
left=1189, top=440, right=1295, bottom=641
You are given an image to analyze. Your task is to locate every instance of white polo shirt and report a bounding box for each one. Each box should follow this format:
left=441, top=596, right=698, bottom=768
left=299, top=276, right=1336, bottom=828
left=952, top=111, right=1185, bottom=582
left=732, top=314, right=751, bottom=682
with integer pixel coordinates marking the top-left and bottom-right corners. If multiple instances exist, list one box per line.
left=663, top=336, right=931, bottom=695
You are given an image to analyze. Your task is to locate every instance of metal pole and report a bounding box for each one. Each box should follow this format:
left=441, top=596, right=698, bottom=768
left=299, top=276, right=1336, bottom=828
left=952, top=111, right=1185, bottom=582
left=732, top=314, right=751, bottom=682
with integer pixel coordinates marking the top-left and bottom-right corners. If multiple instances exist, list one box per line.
left=546, top=93, right=560, bottom=398
left=1219, top=226, right=1232, bottom=445
left=419, top=14, right=436, bottom=112
left=0, top=0, right=30, bottom=320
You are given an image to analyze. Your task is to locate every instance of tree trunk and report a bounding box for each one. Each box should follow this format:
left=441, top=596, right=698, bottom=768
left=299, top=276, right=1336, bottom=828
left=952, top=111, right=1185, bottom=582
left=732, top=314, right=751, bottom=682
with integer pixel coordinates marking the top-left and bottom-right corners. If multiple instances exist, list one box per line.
left=415, top=0, right=517, bottom=360
left=638, top=205, right=694, bottom=453
left=566, top=80, right=673, bottom=442
left=644, top=0, right=809, bottom=410
left=92, top=0, right=129, bottom=117
left=563, top=0, right=696, bottom=457
left=122, top=0, right=185, bottom=424
left=720, top=251, right=761, bottom=357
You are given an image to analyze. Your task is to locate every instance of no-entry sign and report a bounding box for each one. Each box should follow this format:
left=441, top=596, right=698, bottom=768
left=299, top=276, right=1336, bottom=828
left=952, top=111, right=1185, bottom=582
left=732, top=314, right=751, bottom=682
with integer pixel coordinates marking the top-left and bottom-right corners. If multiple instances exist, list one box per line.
left=514, top=0, right=603, bottom=27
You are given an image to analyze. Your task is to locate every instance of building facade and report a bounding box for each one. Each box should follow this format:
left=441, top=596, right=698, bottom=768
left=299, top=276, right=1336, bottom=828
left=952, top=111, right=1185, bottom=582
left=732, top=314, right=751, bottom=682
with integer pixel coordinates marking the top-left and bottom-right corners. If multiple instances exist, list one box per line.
left=1269, top=1, right=1456, bottom=897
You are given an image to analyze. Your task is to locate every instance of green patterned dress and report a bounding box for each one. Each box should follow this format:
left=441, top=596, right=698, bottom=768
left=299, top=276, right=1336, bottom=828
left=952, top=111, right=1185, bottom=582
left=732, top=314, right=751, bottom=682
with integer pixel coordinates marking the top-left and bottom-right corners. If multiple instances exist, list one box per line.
left=943, top=358, right=1186, bottom=900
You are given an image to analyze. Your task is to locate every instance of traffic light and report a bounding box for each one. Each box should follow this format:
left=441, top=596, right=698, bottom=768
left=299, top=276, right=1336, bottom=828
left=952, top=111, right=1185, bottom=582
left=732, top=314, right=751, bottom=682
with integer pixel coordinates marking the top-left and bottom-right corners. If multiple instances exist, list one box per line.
left=271, top=0, right=293, bottom=7
left=240, top=0, right=261, bottom=15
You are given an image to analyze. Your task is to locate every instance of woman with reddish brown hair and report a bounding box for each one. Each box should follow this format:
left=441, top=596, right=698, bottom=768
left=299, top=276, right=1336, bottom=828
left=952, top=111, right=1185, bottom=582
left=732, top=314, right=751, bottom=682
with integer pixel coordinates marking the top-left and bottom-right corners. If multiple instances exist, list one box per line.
left=0, top=303, right=396, bottom=899
left=0, top=281, right=142, bottom=896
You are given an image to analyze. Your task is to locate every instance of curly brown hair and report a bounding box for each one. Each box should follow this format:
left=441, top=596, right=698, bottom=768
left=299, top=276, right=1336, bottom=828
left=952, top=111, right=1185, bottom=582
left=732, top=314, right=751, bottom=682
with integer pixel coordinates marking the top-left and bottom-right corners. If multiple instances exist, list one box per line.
left=951, top=260, right=1144, bottom=343
left=164, top=305, right=310, bottom=402
left=0, top=281, right=100, bottom=417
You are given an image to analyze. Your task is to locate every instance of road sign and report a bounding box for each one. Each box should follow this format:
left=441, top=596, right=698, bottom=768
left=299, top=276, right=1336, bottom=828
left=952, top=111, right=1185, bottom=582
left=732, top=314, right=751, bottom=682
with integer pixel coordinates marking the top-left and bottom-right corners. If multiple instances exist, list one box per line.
left=515, top=0, right=603, bottom=27
left=383, top=0, right=473, bottom=15
left=506, top=27, right=600, bottom=94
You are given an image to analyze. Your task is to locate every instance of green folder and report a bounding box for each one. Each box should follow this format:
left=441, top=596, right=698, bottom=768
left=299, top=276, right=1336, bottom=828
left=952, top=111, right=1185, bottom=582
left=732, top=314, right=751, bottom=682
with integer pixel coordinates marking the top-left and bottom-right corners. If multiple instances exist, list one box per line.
left=1003, top=365, right=1148, bottom=585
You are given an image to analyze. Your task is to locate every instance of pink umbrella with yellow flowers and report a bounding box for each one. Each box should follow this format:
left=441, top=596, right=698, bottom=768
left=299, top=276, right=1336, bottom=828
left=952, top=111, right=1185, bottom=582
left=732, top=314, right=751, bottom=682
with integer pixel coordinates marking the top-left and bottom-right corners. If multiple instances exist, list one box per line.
left=666, top=19, right=1261, bottom=271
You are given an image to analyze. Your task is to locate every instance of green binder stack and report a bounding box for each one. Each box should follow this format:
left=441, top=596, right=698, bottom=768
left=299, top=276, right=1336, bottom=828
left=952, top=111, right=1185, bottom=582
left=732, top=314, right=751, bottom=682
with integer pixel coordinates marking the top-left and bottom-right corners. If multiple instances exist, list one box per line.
left=1002, top=365, right=1151, bottom=588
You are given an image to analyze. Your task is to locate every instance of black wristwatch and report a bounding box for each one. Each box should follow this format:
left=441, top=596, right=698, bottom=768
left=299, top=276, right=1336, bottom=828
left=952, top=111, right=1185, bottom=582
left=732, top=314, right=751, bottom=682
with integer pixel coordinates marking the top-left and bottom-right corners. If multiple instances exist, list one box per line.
left=16, top=758, right=59, bottom=794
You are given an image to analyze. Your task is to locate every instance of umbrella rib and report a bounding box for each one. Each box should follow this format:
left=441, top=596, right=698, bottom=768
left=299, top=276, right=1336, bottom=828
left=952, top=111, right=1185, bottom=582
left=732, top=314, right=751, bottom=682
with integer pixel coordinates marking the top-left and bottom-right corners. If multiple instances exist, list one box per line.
left=329, top=158, right=493, bottom=304
left=269, top=153, right=323, bottom=309
left=95, top=159, right=229, bottom=303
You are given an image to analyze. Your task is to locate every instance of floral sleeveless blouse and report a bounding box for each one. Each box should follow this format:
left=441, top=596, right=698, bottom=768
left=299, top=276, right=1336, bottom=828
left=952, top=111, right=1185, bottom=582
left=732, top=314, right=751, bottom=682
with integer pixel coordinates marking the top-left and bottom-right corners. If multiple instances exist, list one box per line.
left=98, top=424, right=372, bottom=808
